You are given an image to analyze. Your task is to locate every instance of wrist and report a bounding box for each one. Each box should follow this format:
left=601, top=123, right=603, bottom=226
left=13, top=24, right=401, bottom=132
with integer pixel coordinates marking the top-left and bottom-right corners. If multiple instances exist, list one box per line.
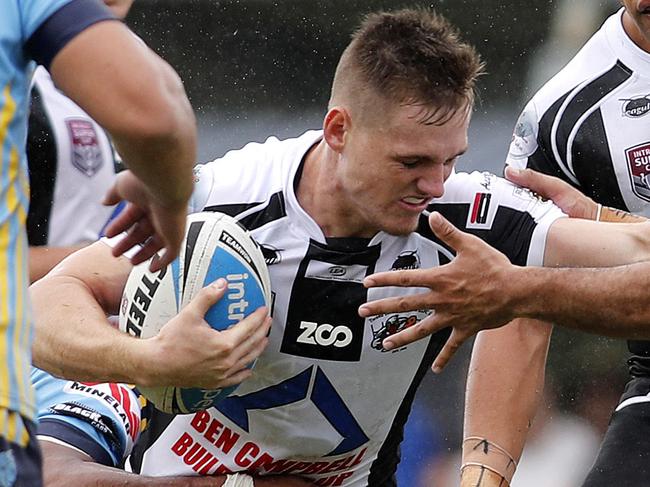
left=460, top=464, right=509, bottom=487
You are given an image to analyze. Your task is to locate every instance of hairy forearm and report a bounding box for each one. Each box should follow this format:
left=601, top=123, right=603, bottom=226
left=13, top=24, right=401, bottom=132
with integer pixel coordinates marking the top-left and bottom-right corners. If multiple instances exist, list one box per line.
left=30, top=275, right=148, bottom=384
left=509, top=263, right=650, bottom=337
left=463, top=319, right=551, bottom=484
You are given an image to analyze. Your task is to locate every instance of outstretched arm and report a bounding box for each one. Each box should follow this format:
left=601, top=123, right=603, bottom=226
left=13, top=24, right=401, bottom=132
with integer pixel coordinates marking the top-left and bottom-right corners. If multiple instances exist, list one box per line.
left=42, top=441, right=315, bottom=487
left=49, top=18, right=196, bottom=269
left=359, top=203, right=650, bottom=369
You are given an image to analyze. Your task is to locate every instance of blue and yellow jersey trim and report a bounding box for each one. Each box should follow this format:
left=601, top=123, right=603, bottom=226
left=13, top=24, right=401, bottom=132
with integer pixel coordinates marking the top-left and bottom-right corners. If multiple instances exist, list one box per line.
left=0, top=83, right=34, bottom=423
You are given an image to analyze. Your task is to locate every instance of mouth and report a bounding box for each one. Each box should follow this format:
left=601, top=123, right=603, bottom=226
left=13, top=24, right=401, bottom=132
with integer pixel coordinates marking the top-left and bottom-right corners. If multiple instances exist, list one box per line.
left=399, top=196, right=431, bottom=211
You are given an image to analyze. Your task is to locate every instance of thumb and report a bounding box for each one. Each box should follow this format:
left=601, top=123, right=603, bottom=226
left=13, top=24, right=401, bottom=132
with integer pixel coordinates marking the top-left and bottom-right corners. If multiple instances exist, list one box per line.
left=428, top=211, right=468, bottom=252
left=189, top=279, right=228, bottom=317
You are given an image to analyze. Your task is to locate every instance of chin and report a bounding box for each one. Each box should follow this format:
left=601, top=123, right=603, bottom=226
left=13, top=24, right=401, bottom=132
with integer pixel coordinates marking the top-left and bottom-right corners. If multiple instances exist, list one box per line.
left=381, top=218, right=421, bottom=236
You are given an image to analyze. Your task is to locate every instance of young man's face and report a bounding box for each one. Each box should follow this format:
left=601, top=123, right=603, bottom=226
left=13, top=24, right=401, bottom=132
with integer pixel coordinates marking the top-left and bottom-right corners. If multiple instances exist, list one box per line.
left=622, top=0, right=650, bottom=50
left=333, top=100, right=469, bottom=237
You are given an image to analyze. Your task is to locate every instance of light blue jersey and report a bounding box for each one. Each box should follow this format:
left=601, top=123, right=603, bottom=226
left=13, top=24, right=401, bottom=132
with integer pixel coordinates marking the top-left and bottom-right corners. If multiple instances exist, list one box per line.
left=0, top=0, right=112, bottom=432
left=32, top=368, right=146, bottom=466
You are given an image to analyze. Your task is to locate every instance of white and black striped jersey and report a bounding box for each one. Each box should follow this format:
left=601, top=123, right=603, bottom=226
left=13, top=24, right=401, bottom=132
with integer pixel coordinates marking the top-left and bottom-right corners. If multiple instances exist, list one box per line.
left=27, top=66, right=118, bottom=247
left=505, top=8, right=650, bottom=361
left=36, top=130, right=564, bottom=486
left=506, top=8, right=650, bottom=215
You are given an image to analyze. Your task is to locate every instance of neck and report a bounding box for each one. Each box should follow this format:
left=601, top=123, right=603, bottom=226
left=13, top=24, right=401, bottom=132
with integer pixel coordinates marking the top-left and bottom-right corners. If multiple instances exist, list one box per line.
left=622, top=10, right=650, bottom=53
left=296, top=142, right=370, bottom=238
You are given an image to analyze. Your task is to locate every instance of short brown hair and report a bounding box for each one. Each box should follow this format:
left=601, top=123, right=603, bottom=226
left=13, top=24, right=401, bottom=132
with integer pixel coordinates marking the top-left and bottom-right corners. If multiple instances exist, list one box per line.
left=329, top=8, right=484, bottom=125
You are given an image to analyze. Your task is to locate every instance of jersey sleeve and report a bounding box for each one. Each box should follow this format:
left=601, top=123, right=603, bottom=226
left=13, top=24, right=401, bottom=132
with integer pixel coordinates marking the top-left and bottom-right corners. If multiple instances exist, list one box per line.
left=428, top=171, right=566, bottom=266
left=504, top=100, right=580, bottom=186
left=23, top=0, right=116, bottom=69
left=31, top=368, right=147, bottom=466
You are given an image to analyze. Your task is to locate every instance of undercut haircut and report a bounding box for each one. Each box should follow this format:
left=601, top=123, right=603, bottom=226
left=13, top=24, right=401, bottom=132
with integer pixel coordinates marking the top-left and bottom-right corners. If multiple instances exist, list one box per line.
left=330, top=8, right=484, bottom=125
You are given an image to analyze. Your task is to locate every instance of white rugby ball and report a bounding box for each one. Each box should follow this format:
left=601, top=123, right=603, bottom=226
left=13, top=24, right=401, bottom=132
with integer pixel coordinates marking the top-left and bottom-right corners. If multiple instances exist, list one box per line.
left=118, top=211, right=271, bottom=414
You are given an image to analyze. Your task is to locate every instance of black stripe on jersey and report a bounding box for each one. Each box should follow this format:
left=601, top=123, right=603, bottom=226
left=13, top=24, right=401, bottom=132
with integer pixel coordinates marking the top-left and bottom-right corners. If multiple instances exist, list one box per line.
left=183, top=220, right=204, bottom=292
left=204, top=202, right=265, bottom=218
left=281, top=240, right=380, bottom=362
left=422, top=203, right=536, bottom=266
left=128, top=408, right=175, bottom=474
left=555, top=61, right=632, bottom=173
left=26, top=86, right=57, bottom=246
left=239, top=192, right=287, bottom=230
left=204, top=192, right=287, bottom=231
left=527, top=93, right=573, bottom=182
left=367, top=327, right=451, bottom=486
left=571, top=109, right=628, bottom=210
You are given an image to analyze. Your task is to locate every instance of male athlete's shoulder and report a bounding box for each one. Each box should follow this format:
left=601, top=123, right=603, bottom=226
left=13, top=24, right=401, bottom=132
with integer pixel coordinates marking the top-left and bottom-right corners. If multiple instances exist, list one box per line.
left=526, top=10, right=622, bottom=117
left=190, top=130, right=322, bottom=213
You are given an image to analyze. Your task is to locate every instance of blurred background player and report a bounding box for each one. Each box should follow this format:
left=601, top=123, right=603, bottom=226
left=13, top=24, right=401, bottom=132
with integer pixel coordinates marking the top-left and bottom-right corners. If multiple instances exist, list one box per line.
left=26, top=0, right=135, bottom=283
left=501, top=2, right=650, bottom=486
left=2, top=0, right=195, bottom=483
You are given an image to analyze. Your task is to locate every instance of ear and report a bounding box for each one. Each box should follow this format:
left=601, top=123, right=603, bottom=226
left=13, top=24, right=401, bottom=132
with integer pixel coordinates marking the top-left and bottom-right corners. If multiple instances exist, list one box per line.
left=322, top=107, right=350, bottom=153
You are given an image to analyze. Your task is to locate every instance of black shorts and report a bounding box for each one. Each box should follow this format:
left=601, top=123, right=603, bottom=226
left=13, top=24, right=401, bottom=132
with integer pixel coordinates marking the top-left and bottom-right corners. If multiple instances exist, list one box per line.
left=581, top=377, right=650, bottom=487
left=0, top=409, right=42, bottom=487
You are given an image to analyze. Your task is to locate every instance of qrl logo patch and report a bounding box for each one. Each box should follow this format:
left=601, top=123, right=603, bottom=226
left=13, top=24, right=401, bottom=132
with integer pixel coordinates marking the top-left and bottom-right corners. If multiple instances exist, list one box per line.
left=67, top=119, right=103, bottom=177
left=626, top=142, right=650, bottom=202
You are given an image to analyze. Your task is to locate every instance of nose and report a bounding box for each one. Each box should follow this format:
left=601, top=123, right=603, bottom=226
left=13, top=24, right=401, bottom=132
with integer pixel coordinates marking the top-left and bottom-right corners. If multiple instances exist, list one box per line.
left=416, top=164, right=446, bottom=198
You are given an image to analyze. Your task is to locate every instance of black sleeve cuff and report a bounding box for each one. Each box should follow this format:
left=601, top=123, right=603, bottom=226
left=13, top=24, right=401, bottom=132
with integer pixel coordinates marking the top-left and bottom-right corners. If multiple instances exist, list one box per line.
left=38, top=418, right=116, bottom=467
left=25, top=0, right=117, bottom=70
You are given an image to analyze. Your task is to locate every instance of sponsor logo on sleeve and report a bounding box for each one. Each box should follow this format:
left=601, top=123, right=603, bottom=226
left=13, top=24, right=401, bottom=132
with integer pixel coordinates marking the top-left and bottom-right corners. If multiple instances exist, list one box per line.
left=465, top=192, right=495, bottom=229
left=625, top=142, right=650, bottom=201
left=66, top=119, right=103, bottom=177
left=620, top=95, right=650, bottom=118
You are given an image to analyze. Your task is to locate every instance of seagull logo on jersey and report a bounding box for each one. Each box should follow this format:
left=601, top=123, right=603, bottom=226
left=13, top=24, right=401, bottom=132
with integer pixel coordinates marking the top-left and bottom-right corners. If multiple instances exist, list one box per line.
left=508, top=108, right=539, bottom=159
left=369, top=314, right=419, bottom=351
left=625, top=142, right=650, bottom=201
left=390, top=251, right=420, bottom=271
left=620, top=95, right=650, bottom=118
left=66, top=119, right=103, bottom=177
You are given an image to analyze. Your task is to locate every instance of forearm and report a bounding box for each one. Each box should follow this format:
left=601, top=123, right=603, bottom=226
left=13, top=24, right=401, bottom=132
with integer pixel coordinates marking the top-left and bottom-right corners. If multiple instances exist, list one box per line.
left=43, top=442, right=222, bottom=487
left=50, top=21, right=196, bottom=208
left=462, top=319, right=551, bottom=485
left=509, top=263, right=650, bottom=338
left=31, top=274, right=150, bottom=384
left=29, top=244, right=87, bottom=283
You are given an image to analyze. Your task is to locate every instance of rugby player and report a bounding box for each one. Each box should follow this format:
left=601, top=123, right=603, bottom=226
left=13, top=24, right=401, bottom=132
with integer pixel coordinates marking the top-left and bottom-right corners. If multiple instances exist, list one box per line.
left=26, top=0, right=134, bottom=283
left=1, top=0, right=194, bottom=483
left=360, top=2, right=650, bottom=485
left=29, top=7, right=650, bottom=487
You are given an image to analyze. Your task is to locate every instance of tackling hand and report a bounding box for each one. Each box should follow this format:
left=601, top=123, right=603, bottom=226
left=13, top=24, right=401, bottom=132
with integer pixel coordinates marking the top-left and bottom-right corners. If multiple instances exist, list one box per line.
left=103, top=170, right=188, bottom=272
left=358, top=212, right=518, bottom=372
left=504, top=166, right=597, bottom=219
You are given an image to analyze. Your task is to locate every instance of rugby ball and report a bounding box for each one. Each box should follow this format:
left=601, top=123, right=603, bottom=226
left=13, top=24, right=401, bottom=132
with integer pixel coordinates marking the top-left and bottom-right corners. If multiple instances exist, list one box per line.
left=118, top=211, right=271, bottom=414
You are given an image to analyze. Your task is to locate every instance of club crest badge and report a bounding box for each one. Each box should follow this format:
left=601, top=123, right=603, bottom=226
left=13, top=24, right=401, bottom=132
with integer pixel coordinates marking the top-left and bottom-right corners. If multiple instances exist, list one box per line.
left=67, top=118, right=103, bottom=177
left=626, top=142, right=650, bottom=202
